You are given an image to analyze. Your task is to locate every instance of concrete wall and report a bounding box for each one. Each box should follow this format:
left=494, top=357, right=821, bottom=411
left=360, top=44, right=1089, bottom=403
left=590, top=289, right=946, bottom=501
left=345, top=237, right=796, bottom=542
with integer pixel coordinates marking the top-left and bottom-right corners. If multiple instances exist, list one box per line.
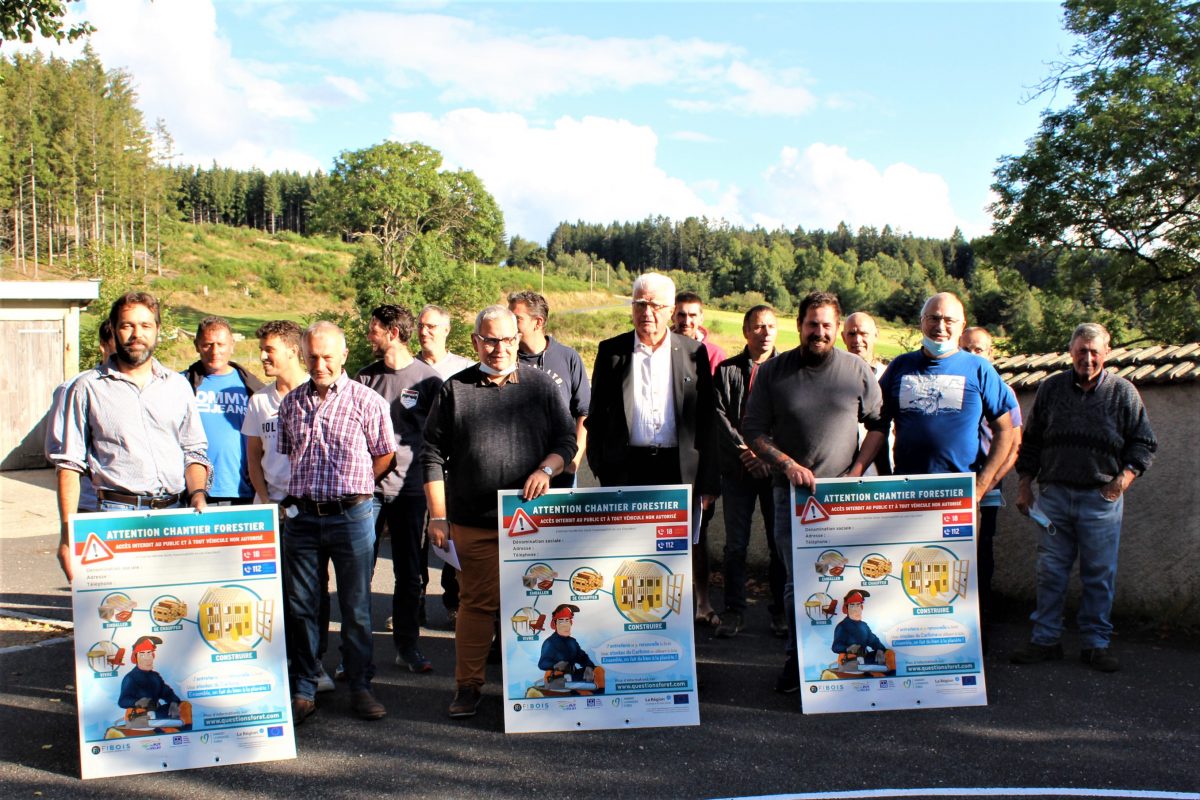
left=992, top=381, right=1200, bottom=625
left=578, top=380, right=1200, bottom=624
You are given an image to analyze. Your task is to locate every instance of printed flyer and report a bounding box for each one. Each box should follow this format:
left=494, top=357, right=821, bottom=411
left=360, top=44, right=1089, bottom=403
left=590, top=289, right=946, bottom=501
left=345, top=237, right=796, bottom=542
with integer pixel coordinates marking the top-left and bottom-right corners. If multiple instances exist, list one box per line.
left=789, top=474, right=987, bottom=714
left=69, top=505, right=296, bottom=779
left=497, top=485, right=700, bottom=734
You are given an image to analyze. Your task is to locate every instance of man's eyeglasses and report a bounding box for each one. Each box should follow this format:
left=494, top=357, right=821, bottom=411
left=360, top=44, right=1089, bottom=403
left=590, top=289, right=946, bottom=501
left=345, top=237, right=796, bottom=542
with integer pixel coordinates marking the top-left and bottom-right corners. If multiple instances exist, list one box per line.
left=632, top=299, right=672, bottom=313
left=922, top=314, right=961, bottom=327
left=473, top=333, right=519, bottom=349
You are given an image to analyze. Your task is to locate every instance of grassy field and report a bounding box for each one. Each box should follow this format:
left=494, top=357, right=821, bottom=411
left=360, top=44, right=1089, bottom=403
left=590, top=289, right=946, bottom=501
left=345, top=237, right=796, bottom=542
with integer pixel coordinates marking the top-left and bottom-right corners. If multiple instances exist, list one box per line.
left=18, top=222, right=921, bottom=375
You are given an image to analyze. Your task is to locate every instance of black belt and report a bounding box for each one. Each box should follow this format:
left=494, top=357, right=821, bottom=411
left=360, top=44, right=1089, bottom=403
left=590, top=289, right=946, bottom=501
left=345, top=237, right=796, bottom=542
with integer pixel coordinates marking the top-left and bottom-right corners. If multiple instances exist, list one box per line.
left=287, top=494, right=372, bottom=517
left=96, top=490, right=183, bottom=509
left=628, top=445, right=679, bottom=457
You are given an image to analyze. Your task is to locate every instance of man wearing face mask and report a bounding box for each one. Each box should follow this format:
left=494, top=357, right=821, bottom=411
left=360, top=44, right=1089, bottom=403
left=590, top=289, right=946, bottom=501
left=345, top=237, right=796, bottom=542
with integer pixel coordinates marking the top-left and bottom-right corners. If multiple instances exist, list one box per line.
left=878, top=293, right=1017, bottom=505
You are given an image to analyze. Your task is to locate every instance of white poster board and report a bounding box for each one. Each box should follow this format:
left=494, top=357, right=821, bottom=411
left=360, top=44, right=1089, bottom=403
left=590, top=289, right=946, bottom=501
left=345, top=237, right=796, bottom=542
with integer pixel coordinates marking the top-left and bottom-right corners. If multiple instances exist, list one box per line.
left=69, top=504, right=296, bottom=779
left=497, top=485, right=700, bottom=733
left=790, top=474, right=987, bottom=714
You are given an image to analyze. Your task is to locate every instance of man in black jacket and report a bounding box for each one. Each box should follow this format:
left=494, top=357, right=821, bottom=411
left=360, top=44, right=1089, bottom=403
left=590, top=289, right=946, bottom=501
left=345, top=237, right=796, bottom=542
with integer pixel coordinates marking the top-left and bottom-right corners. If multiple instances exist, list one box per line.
left=585, top=272, right=718, bottom=498
left=712, top=305, right=787, bottom=639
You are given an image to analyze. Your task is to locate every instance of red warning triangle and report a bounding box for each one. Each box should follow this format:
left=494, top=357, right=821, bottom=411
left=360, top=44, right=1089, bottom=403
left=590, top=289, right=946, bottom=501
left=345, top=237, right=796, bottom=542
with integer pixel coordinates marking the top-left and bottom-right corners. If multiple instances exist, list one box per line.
left=800, top=496, right=830, bottom=524
left=507, top=508, right=539, bottom=537
left=80, top=532, right=115, bottom=564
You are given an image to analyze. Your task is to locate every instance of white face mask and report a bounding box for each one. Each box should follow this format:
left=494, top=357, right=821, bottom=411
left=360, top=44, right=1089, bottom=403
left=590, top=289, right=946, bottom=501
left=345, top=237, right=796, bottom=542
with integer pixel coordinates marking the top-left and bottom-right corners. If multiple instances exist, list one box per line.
left=922, top=335, right=957, bottom=358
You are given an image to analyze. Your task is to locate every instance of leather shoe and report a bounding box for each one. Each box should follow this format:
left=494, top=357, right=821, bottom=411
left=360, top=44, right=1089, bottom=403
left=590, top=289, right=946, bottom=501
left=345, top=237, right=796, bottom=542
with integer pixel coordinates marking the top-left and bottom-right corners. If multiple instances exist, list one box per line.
left=351, top=689, right=387, bottom=721
left=448, top=686, right=482, bottom=719
left=291, top=695, right=316, bottom=726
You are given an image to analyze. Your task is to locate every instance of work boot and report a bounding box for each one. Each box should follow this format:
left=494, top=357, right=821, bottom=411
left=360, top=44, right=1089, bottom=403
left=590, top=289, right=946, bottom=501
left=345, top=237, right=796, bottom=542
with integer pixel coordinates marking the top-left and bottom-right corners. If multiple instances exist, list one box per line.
left=1080, top=647, right=1120, bottom=672
left=774, top=651, right=800, bottom=694
left=291, top=696, right=316, bottom=726
left=714, top=610, right=743, bottom=639
left=449, top=686, right=482, bottom=719
left=351, top=689, right=387, bottom=721
left=1009, top=641, right=1063, bottom=665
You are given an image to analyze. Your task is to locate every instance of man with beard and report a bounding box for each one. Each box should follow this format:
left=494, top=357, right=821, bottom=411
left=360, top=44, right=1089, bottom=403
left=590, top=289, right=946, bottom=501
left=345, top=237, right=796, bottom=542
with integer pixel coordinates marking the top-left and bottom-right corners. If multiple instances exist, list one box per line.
left=742, top=291, right=885, bottom=693
left=52, top=292, right=211, bottom=582
left=356, top=304, right=441, bottom=674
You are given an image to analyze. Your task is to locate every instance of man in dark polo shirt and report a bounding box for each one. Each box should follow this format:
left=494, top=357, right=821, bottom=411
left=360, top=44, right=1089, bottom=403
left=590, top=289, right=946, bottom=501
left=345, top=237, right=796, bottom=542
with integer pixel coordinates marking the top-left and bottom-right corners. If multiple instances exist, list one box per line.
left=356, top=304, right=441, bottom=674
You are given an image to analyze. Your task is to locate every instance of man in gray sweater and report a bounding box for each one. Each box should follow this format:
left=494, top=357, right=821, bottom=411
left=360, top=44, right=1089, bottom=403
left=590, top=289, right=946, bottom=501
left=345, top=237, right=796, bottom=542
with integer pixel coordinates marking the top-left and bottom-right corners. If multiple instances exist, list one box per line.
left=1013, top=323, right=1156, bottom=673
left=742, top=291, right=886, bottom=694
left=422, top=305, right=577, bottom=719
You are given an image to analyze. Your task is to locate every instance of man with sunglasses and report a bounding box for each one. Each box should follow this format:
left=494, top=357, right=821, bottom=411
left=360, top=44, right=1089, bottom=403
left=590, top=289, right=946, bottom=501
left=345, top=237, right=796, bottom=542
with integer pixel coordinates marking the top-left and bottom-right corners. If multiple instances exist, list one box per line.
left=422, top=305, right=576, bottom=719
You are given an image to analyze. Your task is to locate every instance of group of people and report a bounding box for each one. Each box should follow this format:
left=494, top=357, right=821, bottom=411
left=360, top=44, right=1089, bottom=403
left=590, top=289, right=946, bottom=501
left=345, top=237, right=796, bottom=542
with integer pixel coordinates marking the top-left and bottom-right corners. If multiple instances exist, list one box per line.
left=47, top=274, right=1156, bottom=724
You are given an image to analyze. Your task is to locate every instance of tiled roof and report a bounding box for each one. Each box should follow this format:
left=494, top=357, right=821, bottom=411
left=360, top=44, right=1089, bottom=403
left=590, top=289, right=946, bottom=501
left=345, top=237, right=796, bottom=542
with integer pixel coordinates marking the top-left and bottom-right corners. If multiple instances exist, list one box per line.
left=994, top=343, right=1200, bottom=389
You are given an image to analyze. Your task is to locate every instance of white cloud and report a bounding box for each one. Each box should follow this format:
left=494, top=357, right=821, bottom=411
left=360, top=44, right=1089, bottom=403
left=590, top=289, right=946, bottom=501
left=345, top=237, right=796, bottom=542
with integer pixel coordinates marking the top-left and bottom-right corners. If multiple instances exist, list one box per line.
left=324, top=75, right=368, bottom=104
left=754, top=143, right=969, bottom=237
left=27, top=0, right=324, bottom=171
left=292, top=10, right=815, bottom=116
left=389, top=109, right=739, bottom=241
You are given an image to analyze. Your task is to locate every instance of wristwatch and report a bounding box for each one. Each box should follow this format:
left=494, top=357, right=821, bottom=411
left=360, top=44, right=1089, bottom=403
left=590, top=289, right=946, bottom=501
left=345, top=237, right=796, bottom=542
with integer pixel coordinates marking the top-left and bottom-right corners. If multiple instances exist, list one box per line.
left=540, top=466, right=554, bottom=477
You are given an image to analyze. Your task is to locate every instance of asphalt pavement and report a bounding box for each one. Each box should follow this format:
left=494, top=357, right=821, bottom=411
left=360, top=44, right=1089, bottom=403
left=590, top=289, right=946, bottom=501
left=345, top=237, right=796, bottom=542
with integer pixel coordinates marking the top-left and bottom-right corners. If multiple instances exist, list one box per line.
left=2, top=469, right=1197, bottom=800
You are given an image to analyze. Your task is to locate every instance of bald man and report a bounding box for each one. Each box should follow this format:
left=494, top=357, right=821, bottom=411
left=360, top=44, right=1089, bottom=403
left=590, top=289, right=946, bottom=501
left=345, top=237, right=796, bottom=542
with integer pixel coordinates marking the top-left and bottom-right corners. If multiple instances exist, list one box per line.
left=878, top=293, right=1016, bottom=505
left=960, top=326, right=1023, bottom=638
left=842, top=311, right=890, bottom=476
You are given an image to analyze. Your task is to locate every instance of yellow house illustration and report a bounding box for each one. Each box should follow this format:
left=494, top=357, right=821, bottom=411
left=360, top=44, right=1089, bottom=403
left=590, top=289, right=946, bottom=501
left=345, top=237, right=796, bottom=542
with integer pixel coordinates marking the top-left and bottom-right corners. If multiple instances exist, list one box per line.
left=613, top=560, right=684, bottom=622
left=199, top=586, right=274, bottom=652
left=902, top=547, right=969, bottom=607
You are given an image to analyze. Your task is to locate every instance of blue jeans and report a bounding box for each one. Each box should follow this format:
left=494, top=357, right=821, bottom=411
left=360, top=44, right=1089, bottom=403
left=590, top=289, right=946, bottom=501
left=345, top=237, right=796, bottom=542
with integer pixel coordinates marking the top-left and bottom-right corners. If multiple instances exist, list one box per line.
left=721, top=476, right=782, bottom=613
left=373, top=494, right=428, bottom=652
left=1030, top=483, right=1124, bottom=649
left=284, top=498, right=376, bottom=699
left=773, top=485, right=798, bottom=651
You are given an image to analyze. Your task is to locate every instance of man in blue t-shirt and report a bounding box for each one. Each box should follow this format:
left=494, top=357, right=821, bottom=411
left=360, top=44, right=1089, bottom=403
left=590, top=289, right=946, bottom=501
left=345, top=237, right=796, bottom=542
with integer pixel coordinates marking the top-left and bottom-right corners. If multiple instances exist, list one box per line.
left=184, top=316, right=264, bottom=503
left=879, top=293, right=1016, bottom=504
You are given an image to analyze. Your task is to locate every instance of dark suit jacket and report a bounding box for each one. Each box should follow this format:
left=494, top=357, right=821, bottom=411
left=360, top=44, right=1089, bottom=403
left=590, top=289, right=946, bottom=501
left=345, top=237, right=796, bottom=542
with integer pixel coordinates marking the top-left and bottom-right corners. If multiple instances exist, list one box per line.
left=585, top=330, right=719, bottom=495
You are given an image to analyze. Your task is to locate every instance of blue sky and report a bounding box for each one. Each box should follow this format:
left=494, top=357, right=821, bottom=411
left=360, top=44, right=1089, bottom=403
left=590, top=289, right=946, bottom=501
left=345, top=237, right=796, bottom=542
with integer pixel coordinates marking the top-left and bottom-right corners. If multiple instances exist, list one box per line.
left=41, top=1, right=1075, bottom=243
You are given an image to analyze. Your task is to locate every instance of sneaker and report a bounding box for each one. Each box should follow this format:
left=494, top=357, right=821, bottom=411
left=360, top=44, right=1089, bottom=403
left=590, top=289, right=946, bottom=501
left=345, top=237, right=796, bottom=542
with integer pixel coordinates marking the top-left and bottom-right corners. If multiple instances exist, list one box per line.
left=334, top=663, right=347, bottom=682
left=350, top=689, right=387, bottom=721
left=769, top=611, right=788, bottom=639
left=448, top=686, right=482, bottom=719
left=1080, top=647, right=1120, bottom=673
left=315, top=665, right=336, bottom=693
left=775, top=651, right=801, bottom=694
left=396, top=646, right=433, bottom=673
left=1010, top=641, right=1064, bottom=665
left=714, top=610, right=743, bottom=639
left=291, top=695, right=316, bottom=726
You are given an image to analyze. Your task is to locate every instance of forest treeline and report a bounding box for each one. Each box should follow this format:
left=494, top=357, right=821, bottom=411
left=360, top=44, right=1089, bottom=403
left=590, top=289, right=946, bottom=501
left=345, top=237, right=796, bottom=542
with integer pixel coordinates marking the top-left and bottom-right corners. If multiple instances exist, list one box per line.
left=0, top=48, right=1156, bottom=354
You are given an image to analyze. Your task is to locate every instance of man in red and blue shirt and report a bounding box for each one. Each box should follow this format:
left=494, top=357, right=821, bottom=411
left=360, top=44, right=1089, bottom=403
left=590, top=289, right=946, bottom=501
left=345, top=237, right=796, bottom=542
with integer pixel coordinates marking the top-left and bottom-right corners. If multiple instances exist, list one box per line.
left=278, top=321, right=395, bottom=724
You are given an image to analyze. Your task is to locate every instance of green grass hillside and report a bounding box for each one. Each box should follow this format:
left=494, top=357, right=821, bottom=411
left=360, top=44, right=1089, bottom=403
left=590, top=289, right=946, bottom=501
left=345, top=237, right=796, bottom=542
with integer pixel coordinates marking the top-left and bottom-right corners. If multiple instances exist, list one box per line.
left=24, top=221, right=922, bottom=377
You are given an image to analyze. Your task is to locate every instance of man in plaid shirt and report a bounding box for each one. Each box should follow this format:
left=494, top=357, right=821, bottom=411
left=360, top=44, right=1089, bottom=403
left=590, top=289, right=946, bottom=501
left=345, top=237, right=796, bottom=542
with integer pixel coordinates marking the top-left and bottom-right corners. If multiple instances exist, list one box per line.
left=278, top=321, right=395, bottom=724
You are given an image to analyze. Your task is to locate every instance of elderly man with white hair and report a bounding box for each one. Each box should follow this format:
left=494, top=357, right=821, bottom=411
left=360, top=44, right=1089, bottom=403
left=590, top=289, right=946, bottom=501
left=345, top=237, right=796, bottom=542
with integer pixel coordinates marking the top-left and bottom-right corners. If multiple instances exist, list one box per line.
left=277, top=320, right=396, bottom=724
left=422, top=305, right=577, bottom=719
left=1012, top=323, right=1156, bottom=673
left=585, top=271, right=718, bottom=497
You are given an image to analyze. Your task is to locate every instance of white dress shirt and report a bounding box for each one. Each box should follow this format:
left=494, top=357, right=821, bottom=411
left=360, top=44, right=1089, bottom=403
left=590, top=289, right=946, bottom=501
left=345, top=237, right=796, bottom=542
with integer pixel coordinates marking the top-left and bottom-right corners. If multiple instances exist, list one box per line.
left=629, top=337, right=677, bottom=447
